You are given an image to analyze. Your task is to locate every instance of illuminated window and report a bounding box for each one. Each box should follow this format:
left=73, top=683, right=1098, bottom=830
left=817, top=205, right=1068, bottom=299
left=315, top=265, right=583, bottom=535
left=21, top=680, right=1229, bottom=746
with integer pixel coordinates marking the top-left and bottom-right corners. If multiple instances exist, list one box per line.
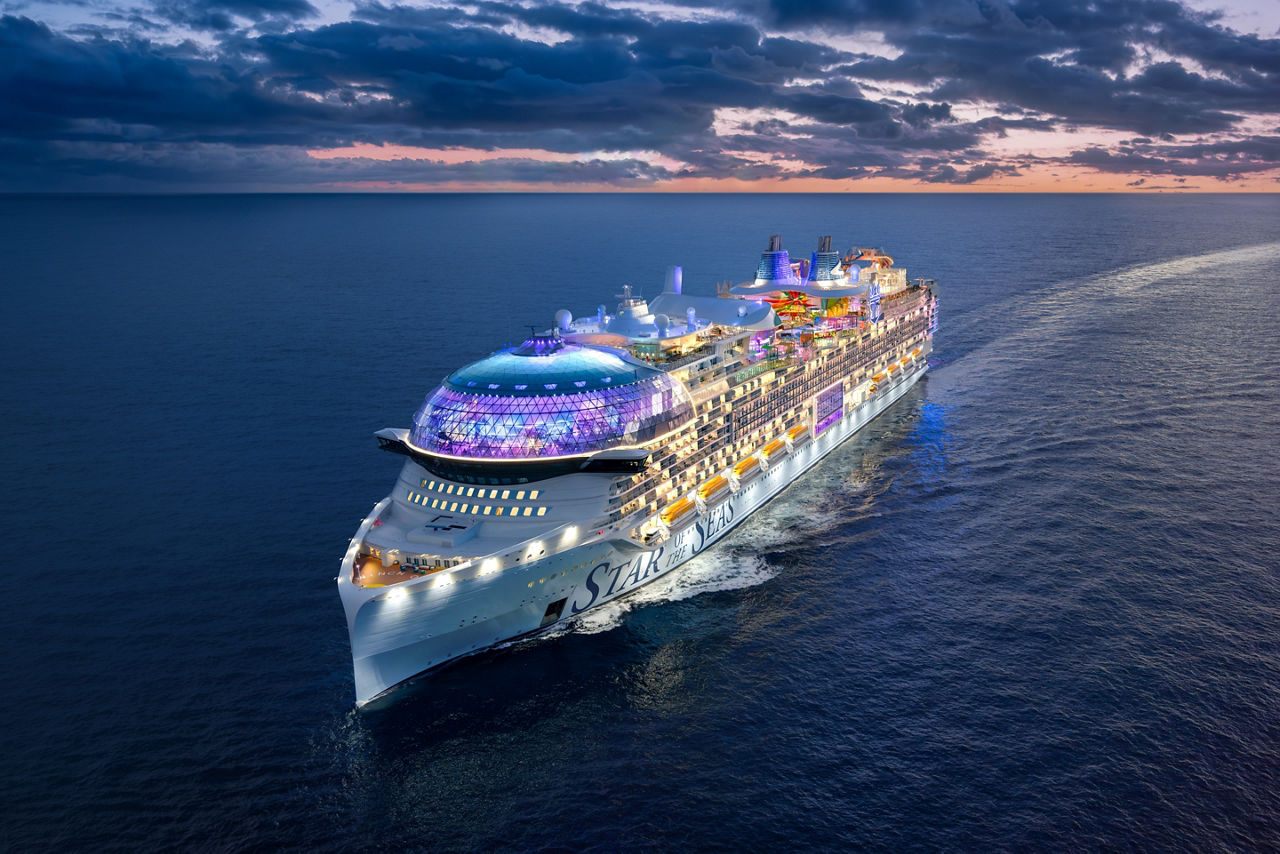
left=449, top=502, right=458, bottom=511
left=483, top=506, right=492, bottom=515
left=523, top=507, right=532, bottom=517
left=431, top=499, right=439, bottom=508
left=537, top=507, right=547, bottom=516
left=496, top=507, right=505, bottom=516
left=516, top=491, right=526, bottom=500
left=446, top=485, right=455, bottom=494
left=501, top=490, right=511, bottom=499
left=466, top=487, right=475, bottom=497
left=530, top=490, right=540, bottom=499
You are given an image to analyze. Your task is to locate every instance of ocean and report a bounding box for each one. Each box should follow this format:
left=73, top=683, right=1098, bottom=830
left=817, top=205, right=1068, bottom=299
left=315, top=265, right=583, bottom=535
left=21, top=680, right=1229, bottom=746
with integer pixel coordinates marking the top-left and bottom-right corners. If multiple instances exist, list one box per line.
left=1, top=193, right=1278, bottom=851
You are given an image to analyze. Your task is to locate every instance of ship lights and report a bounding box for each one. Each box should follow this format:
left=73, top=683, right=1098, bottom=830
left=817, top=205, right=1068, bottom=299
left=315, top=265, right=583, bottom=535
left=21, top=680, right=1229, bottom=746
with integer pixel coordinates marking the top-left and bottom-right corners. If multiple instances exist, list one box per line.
left=410, top=380, right=692, bottom=459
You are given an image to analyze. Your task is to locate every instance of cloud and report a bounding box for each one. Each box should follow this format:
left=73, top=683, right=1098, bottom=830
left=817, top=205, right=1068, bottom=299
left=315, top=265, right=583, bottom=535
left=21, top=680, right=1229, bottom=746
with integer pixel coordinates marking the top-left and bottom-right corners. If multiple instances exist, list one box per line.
left=1066, top=135, right=1280, bottom=178
left=151, top=0, right=318, bottom=32
left=0, top=0, right=1278, bottom=189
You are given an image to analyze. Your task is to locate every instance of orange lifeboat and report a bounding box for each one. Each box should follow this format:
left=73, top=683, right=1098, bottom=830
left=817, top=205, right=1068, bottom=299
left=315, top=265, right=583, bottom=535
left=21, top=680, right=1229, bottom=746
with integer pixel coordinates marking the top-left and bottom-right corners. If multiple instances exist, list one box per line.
left=698, top=476, right=729, bottom=501
left=660, top=497, right=696, bottom=526
left=733, top=455, right=761, bottom=477
left=762, top=439, right=788, bottom=459
left=786, top=424, right=810, bottom=445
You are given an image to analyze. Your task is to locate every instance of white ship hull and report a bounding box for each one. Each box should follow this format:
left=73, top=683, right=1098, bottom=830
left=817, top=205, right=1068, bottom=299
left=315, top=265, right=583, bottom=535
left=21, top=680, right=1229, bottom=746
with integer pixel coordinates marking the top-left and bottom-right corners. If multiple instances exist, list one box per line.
left=339, top=361, right=928, bottom=706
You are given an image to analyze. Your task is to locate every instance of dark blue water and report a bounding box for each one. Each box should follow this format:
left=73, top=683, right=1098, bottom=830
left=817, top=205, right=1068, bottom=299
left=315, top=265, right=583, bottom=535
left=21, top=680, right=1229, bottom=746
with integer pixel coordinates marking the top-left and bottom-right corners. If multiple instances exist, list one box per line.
left=2, top=194, right=1278, bottom=851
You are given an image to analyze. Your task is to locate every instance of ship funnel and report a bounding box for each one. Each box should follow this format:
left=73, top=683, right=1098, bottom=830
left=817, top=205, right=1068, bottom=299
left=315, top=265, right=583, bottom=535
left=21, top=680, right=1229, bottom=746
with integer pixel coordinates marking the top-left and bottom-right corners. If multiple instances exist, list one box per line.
left=755, top=234, right=796, bottom=288
left=665, top=265, right=683, bottom=295
left=808, top=234, right=842, bottom=284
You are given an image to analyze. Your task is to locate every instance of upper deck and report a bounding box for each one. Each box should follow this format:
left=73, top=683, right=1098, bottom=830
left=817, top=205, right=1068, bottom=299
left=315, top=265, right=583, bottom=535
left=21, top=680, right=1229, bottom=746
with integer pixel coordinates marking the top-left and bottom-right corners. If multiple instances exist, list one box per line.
left=352, top=234, right=936, bottom=588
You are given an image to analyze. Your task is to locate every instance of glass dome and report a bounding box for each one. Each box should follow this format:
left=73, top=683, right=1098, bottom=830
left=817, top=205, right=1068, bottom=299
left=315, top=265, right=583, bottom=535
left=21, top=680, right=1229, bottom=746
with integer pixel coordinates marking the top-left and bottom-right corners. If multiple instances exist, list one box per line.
left=409, top=338, right=694, bottom=459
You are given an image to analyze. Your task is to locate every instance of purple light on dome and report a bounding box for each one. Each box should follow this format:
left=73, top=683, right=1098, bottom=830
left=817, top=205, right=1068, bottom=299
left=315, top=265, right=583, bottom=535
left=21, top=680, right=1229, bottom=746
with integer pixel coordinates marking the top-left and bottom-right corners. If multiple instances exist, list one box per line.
left=516, top=335, right=563, bottom=356
left=409, top=377, right=693, bottom=459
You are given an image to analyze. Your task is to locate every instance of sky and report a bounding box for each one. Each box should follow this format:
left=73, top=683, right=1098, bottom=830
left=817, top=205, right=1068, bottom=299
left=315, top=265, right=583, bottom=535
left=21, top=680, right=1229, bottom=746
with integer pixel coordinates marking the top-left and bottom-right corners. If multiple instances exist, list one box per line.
left=0, top=0, right=1277, bottom=191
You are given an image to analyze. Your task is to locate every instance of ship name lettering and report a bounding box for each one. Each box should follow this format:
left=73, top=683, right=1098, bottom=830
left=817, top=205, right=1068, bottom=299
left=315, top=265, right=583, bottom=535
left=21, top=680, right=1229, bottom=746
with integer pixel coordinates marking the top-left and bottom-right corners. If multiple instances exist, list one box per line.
left=694, top=500, right=736, bottom=551
left=603, top=562, right=627, bottom=596
left=569, top=503, right=735, bottom=615
left=570, top=562, right=612, bottom=614
left=669, top=532, right=691, bottom=565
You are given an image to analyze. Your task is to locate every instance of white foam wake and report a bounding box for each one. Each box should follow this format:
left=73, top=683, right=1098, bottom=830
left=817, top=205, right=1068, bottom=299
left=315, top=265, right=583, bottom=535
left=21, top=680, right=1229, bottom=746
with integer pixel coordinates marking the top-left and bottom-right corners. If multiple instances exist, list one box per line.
left=934, top=240, right=1280, bottom=392
left=558, top=548, right=777, bottom=637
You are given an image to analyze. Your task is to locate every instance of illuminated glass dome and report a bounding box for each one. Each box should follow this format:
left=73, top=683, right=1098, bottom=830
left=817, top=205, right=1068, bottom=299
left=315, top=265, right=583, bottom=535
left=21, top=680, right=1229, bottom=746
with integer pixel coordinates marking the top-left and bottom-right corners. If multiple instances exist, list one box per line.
left=409, top=337, right=694, bottom=459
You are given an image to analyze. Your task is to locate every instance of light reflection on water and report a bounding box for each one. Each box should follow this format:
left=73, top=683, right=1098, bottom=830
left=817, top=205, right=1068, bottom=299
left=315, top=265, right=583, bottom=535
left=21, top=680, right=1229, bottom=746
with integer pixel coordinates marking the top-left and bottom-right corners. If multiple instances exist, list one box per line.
left=4, top=195, right=1279, bottom=850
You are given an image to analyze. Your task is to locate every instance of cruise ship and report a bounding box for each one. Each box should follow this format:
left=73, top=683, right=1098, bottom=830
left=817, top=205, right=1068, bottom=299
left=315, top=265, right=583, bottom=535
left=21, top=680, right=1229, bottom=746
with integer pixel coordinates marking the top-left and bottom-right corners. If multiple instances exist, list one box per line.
left=339, top=235, right=938, bottom=706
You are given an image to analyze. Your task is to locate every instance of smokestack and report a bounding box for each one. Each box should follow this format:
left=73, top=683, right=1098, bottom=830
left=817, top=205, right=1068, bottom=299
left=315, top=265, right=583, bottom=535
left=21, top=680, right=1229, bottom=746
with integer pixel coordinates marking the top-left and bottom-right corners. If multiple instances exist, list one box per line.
left=665, top=265, right=683, bottom=295
left=768, top=234, right=783, bottom=252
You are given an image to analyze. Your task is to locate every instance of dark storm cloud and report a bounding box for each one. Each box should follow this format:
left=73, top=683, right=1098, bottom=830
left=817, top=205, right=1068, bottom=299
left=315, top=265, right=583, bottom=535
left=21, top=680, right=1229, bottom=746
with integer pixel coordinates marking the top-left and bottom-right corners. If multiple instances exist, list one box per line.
left=1065, top=135, right=1280, bottom=178
left=0, top=0, right=1277, bottom=189
left=149, top=0, right=317, bottom=32
left=0, top=136, right=676, bottom=191
left=825, top=0, right=1280, bottom=132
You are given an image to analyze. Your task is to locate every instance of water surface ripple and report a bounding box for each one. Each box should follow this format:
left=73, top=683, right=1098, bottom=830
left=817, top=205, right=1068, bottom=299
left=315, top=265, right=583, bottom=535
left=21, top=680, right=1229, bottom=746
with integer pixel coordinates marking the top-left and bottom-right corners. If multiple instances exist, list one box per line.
left=1, top=194, right=1278, bottom=851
